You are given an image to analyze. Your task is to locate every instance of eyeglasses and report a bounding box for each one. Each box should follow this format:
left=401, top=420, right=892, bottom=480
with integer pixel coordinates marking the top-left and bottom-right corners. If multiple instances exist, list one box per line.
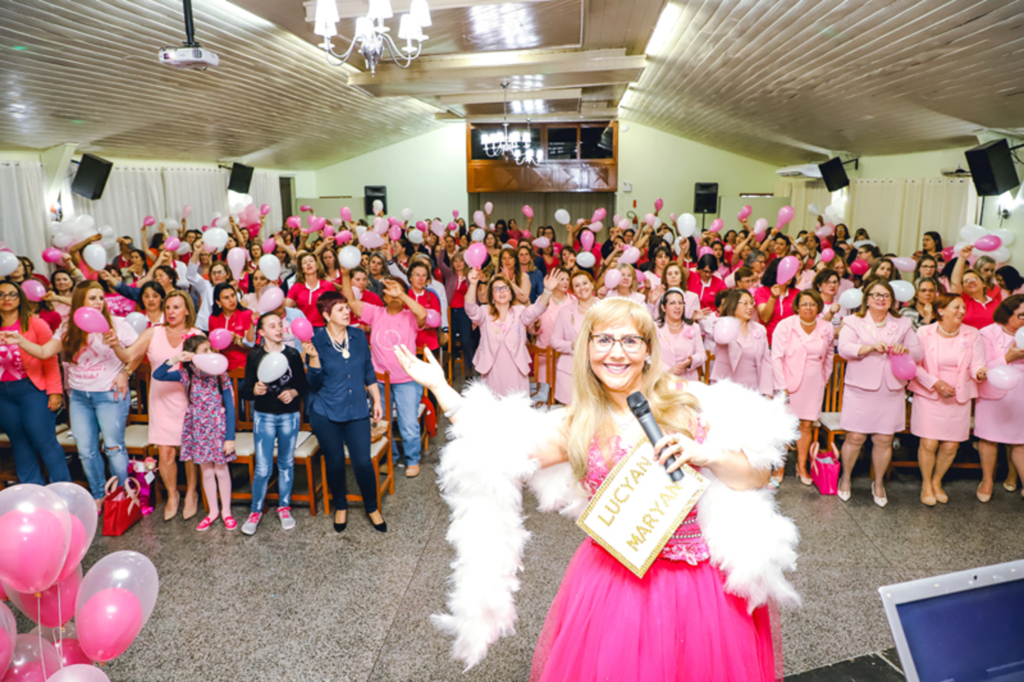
left=590, top=334, right=647, bottom=353
left=0, top=292, right=20, bottom=300
left=868, top=293, right=892, bottom=301
left=492, top=286, right=510, bottom=293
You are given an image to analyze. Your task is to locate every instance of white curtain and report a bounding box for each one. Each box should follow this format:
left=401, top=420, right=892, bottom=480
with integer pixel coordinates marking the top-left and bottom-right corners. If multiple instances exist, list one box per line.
left=0, top=162, right=49, bottom=269
left=70, top=166, right=166, bottom=248
left=162, top=168, right=230, bottom=233
left=773, top=179, right=832, bottom=237
left=249, top=171, right=284, bottom=236
left=847, top=178, right=971, bottom=255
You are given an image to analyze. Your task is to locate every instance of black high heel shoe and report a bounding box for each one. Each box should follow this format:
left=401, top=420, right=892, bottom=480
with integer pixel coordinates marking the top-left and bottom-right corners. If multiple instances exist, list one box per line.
left=333, top=511, right=347, bottom=533
left=367, top=511, right=387, bottom=533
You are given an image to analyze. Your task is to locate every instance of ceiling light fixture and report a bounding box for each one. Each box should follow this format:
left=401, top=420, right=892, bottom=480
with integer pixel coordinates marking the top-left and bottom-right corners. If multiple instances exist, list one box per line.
left=481, top=83, right=542, bottom=166
left=313, top=0, right=430, bottom=76
left=645, top=2, right=681, bottom=56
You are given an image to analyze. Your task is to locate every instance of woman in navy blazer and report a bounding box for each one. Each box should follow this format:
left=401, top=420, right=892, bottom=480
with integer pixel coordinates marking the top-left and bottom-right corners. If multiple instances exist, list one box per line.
left=303, top=291, right=385, bottom=533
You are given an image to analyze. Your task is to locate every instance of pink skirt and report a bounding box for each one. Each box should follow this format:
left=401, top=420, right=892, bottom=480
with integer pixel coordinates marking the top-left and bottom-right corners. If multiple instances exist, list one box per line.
left=910, top=393, right=971, bottom=442
left=839, top=384, right=907, bottom=435
left=531, top=540, right=776, bottom=682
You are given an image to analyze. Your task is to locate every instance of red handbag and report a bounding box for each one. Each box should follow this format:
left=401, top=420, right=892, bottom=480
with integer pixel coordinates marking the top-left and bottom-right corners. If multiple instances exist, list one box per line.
left=102, top=476, right=143, bottom=537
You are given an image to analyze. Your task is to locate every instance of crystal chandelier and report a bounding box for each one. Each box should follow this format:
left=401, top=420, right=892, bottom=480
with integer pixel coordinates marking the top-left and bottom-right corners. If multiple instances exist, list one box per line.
left=313, top=0, right=431, bottom=76
left=481, top=83, right=542, bottom=165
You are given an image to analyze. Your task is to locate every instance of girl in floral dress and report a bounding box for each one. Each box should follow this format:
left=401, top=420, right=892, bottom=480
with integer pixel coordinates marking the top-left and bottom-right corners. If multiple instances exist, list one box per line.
left=152, top=335, right=237, bottom=531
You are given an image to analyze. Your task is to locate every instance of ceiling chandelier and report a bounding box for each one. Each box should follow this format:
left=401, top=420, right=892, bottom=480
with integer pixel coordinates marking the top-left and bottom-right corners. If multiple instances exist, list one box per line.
left=481, top=83, right=542, bottom=165
left=313, top=0, right=431, bottom=76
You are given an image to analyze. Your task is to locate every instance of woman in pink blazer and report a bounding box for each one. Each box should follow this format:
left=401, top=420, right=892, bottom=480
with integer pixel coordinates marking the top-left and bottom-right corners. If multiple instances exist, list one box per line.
left=975, top=294, right=1024, bottom=502
left=710, top=289, right=773, bottom=397
left=550, top=271, right=598, bottom=405
left=909, top=293, right=987, bottom=506
left=772, top=290, right=835, bottom=486
left=464, top=268, right=559, bottom=397
left=837, top=279, right=923, bottom=507
left=655, top=288, right=705, bottom=382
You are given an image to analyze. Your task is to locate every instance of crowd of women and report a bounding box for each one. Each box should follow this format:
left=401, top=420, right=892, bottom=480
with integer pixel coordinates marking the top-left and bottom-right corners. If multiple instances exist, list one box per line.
left=1, top=203, right=1022, bottom=535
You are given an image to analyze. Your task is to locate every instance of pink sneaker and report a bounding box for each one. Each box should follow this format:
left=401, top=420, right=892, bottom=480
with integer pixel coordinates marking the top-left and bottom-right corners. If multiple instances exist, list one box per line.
left=196, top=515, right=216, bottom=532
left=223, top=515, right=237, bottom=531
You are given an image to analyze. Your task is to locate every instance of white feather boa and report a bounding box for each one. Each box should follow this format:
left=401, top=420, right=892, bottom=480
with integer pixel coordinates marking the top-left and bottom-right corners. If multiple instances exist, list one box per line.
left=432, top=380, right=799, bottom=669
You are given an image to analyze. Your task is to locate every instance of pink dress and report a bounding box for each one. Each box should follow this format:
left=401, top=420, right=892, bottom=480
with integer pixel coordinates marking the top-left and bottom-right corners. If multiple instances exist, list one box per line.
left=910, top=334, right=972, bottom=441
left=146, top=326, right=201, bottom=446
left=550, top=300, right=590, bottom=405
left=534, top=293, right=573, bottom=385
left=656, top=322, right=705, bottom=382
left=975, top=324, right=1024, bottom=444
left=772, top=317, right=834, bottom=421
left=531, top=433, right=775, bottom=682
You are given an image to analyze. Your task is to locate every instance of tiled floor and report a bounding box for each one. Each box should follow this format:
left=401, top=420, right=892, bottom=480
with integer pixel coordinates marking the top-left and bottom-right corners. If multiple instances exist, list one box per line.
left=11, top=410, right=1024, bottom=680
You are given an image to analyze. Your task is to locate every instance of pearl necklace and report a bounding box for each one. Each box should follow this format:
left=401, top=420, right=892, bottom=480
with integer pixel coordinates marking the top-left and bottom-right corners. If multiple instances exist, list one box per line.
left=666, top=320, right=684, bottom=331
left=937, top=324, right=959, bottom=338
left=327, top=328, right=350, bottom=358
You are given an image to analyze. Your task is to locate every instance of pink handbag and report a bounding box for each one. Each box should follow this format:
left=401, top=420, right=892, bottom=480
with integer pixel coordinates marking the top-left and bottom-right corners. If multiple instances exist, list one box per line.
left=810, top=442, right=840, bottom=496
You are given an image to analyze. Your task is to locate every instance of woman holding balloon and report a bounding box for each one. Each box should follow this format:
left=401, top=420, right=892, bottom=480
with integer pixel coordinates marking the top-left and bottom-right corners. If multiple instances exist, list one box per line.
left=126, top=290, right=202, bottom=520
left=754, top=257, right=800, bottom=344
left=286, top=251, right=335, bottom=328
left=600, top=264, right=645, bottom=304
left=908, top=293, right=987, bottom=506
left=687, top=254, right=727, bottom=311
left=950, top=246, right=1002, bottom=330
left=0, top=279, right=71, bottom=486
left=207, top=282, right=256, bottom=371
left=3, top=282, right=138, bottom=507
left=240, top=312, right=310, bottom=535
left=975, top=295, right=1024, bottom=502
left=836, top=280, right=922, bottom=507
left=710, top=289, right=773, bottom=397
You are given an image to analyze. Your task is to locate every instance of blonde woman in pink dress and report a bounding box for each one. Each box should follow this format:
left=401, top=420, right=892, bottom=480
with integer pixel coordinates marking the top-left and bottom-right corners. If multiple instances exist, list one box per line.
left=710, top=289, right=773, bottom=397
left=126, top=290, right=203, bottom=520
left=772, top=290, right=835, bottom=485
left=655, top=288, right=705, bottom=383
left=975, top=295, right=1024, bottom=501
left=531, top=267, right=573, bottom=401
left=464, top=268, right=560, bottom=397
left=909, top=293, right=987, bottom=506
left=550, top=271, right=597, bottom=405
left=836, top=280, right=922, bottom=507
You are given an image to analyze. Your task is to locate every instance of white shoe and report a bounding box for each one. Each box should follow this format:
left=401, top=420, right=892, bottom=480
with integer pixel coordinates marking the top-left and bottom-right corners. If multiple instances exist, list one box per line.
left=837, top=487, right=851, bottom=502
left=872, top=483, right=888, bottom=508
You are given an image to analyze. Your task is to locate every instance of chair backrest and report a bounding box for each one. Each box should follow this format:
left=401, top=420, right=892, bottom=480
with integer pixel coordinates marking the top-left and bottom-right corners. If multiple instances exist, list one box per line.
left=526, top=343, right=555, bottom=400
left=376, top=371, right=393, bottom=442
left=822, top=357, right=847, bottom=412
left=702, top=352, right=714, bottom=385
left=128, top=363, right=152, bottom=424
left=226, top=368, right=254, bottom=431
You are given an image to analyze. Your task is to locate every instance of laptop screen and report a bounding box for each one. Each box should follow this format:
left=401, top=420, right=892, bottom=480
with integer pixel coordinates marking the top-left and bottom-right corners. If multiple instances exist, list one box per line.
left=896, top=579, right=1024, bottom=682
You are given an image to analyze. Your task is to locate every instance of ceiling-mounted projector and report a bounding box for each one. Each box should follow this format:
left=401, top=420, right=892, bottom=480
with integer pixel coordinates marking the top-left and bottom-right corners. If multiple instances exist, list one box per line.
left=159, top=0, right=218, bottom=70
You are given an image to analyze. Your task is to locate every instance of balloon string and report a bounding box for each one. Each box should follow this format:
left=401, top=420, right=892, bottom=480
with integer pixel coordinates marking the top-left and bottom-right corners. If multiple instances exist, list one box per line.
left=57, top=588, right=64, bottom=669
left=38, top=599, right=47, bottom=679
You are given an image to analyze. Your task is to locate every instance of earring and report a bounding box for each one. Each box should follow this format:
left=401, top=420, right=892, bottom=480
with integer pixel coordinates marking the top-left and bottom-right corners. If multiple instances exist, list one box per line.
left=644, top=355, right=652, bottom=366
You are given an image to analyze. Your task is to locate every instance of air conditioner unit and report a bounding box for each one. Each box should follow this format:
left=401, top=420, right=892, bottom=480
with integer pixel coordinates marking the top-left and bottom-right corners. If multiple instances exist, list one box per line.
left=941, top=165, right=972, bottom=177
left=776, top=164, right=823, bottom=179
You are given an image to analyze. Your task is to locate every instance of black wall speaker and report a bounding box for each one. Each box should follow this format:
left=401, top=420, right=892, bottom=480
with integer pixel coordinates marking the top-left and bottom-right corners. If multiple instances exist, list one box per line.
left=71, top=154, right=114, bottom=200
left=364, top=186, right=387, bottom=216
left=694, top=182, right=719, bottom=214
left=818, top=157, right=850, bottom=192
left=228, top=163, right=254, bottom=194
left=965, top=139, right=1020, bottom=196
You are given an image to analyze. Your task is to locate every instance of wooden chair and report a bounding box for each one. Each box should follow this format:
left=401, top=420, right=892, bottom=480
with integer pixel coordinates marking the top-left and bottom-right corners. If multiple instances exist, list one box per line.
left=527, top=343, right=556, bottom=406
left=321, top=371, right=395, bottom=514
left=702, top=352, right=715, bottom=385
left=224, top=369, right=255, bottom=503
left=124, top=363, right=155, bottom=460
left=814, top=358, right=847, bottom=454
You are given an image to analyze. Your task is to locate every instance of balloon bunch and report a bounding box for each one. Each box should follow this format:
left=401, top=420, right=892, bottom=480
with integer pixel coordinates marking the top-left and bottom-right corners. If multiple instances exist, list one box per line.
left=0, top=484, right=159, bottom=681
left=948, top=224, right=1015, bottom=264
left=38, top=216, right=115, bottom=274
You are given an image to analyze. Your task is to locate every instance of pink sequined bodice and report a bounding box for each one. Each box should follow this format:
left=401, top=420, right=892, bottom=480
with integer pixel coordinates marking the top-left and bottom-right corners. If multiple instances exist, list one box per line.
left=583, top=421, right=711, bottom=566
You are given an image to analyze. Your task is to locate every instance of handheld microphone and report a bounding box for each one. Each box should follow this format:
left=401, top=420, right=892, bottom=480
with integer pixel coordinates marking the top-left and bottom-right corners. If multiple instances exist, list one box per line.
left=627, top=391, right=684, bottom=482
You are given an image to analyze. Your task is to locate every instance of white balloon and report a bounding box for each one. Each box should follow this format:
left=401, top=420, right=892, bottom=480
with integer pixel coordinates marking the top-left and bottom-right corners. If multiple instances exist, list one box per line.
left=372, top=199, right=384, bottom=213
left=100, top=225, right=114, bottom=238
left=993, top=228, right=1015, bottom=247
left=76, top=214, right=95, bottom=231
left=258, top=254, right=281, bottom=281
left=355, top=226, right=367, bottom=237
left=991, top=246, right=1012, bottom=263
left=652, top=217, right=662, bottom=229
left=205, top=227, right=229, bottom=252
left=339, top=245, right=362, bottom=270
left=257, top=352, right=289, bottom=383
left=100, top=237, right=116, bottom=250
left=83, top=243, right=107, bottom=271
left=891, top=280, right=915, bottom=303
left=472, top=229, right=485, bottom=242
left=164, top=220, right=180, bottom=233
left=678, top=223, right=696, bottom=239
left=176, top=242, right=192, bottom=256
left=0, top=251, right=18, bottom=277
left=838, top=288, right=863, bottom=310
left=808, top=203, right=821, bottom=215
left=953, top=241, right=970, bottom=255
left=554, top=209, right=571, bottom=225
left=401, top=208, right=414, bottom=222
left=679, top=213, right=697, bottom=236
left=125, top=312, right=149, bottom=335
left=408, top=229, right=424, bottom=244
left=663, top=233, right=674, bottom=245
left=959, top=224, right=988, bottom=244
left=1016, top=327, right=1024, bottom=350
left=53, top=233, right=75, bottom=249
left=576, top=251, right=596, bottom=269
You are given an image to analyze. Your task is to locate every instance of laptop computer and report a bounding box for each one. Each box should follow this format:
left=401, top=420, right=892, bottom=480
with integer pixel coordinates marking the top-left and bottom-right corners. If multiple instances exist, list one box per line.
left=879, top=560, right=1024, bottom=682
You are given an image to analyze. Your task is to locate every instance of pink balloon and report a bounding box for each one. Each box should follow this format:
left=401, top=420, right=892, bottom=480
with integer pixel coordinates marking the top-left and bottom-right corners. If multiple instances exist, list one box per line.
left=974, top=234, right=1002, bottom=252
left=0, top=501, right=69, bottom=595
left=259, top=204, right=271, bottom=216
left=815, top=225, right=833, bottom=239
left=713, top=317, right=740, bottom=345
left=208, top=328, right=233, bottom=351
left=262, top=237, right=277, bottom=254
left=290, top=318, right=314, bottom=343
left=709, top=218, right=724, bottom=233
left=13, top=566, right=81, bottom=628
left=889, top=352, right=917, bottom=382
left=373, top=217, right=389, bottom=235
left=389, top=225, right=402, bottom=241
left=753, top=218, right=768, bottom=234
left=76, top=588, right=143, bottom=663
left=892, top=256, right=916, bottom=273
left=257, top=287, right=284, bottom=314
left=285, top=216, right=301, bottom=230
left=4, top=635, right=60, bottom=682
left=532, top=238, right=550, bottom=249
left=484, top=201, right=494, bottom=215
left=588, top=221, right=603, bottom=233
left=522, top=230, right=531, bottom=240
left=425, top=309, right=441, bottom=328
left=465, top=243, right=488, bottom=269
left=473, top=210, right=486, bottom=228
left=324, top=226, right=335, bottom=238
left=359, top=232, right=385, bottom=249
left=299, top=205, right=312, bottom=212
left=0, top=608, right=12, bottom=674
left=635, top=270, right=646, bottom=283
left=850, top=259, right=870, bottom=275
left=181, top=204, right=192, bottom=219
left=430, top=220, right=445, bottom=238
left=21, top=280, right=45, bottom=303
left=72, top=308, right=109, bottom=334
left=226, top=247, right=247, bottom=281
left=987, top=366, right=1022, bottom=391
left=654, top=198, right=664, bottom=212
left=604, top=269, right=622, bottom=289
left=580, top=231, right=594, bottom=251
left=738, top=205, right=753, bottom=221
left=452, top=210, right=459, bottom=219
left=698, top=246, right=714, bottom=257
left=777, top=255, right=800, bottom=284
left=142, top=216, right=155, bottom=227
left=335, top=231, right=352, bottom=245
left=821, top=248, right=835, bottom=263
left=619, top=246, right=641, bottom=265
left=522, top=205, right=533, bottom=219
left=777, top=205, right=795, bottom=227
left=340, top=207, right=353, bottom=222
left=594, top=207, right=607, bottom=221
left=42, top=248, right=64, bottom=264
left=191, top=353, right=228, bottom=376
left=941, top=246, right=955, bottom=261
left=388, top=217, right=402, bottom=227
left=644, top=213, right=656, bottom=226
left=53, top=639, right=93, bottom=668
left=163, top=237, right=180, bottom=252
left=415, top=220, right=427, bottom=232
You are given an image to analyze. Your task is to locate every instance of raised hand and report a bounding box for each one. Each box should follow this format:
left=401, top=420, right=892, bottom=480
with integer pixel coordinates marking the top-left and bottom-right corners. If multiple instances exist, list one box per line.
left=394, top=344, right=446, bottom=392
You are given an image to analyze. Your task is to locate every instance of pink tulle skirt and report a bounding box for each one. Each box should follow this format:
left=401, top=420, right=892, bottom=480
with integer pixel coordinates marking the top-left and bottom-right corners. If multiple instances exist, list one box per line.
left=531, top=540, right=776, bottom=682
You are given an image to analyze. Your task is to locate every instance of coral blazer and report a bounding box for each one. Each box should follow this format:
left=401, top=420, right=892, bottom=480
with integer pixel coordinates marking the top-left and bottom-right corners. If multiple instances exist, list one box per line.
left=908, top=324, right=984, bottom=403
left=16, top=316, right=63, bottom=395
left=464, top=297, right=547, bottom=377
left=838, top=314, right=922, bottom=391
left=771, top=316, right=835, bottom=394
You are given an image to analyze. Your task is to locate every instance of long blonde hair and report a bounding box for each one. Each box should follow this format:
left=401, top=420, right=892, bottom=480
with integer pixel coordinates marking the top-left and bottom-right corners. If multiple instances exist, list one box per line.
left=564, top=298, right=700, bottom=481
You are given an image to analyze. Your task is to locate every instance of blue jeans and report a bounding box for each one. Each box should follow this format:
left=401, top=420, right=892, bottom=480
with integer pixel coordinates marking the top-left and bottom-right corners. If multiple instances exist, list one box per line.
left=68, top=389, right=131, bottom=499
left=0, top=379, right=70, bottom=485
left=251, top=411, right=300, bottom=513
left=383, top=380, right=422, bottom=466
